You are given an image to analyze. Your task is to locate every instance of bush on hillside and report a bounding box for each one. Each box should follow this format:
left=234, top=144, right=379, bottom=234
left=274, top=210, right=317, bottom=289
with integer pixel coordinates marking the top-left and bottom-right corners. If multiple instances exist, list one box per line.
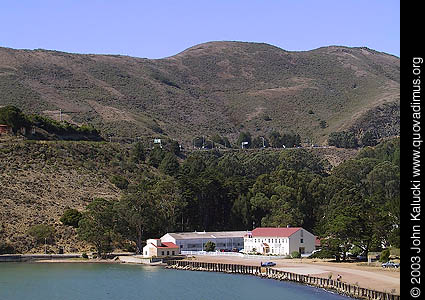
left=28, top=224, right=55, bottom=244
left=60, top=209, right=83, bottom=228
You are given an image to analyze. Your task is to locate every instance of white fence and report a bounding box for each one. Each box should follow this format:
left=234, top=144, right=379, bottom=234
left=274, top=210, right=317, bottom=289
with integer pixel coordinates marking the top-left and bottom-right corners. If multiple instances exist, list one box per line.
left=181, top=251, right=290, bottom=259
left=181, top=251, right=244, bottom=257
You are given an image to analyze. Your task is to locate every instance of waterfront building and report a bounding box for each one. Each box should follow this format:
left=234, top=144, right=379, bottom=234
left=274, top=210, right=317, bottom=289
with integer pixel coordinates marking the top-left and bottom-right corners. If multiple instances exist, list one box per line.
left=160, top=231, right=249, bottom=252
left=243, top=227, right=316, bottom=255
left=143, top=239, right=180, bottom=257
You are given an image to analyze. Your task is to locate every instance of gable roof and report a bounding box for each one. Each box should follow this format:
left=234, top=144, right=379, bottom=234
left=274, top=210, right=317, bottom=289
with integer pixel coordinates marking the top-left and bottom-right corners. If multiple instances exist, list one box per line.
left=251, top=227, right=301, bottom=237
left=165, top=231, right=249, bottom=240
left=151, top=242, right=179, bottom=249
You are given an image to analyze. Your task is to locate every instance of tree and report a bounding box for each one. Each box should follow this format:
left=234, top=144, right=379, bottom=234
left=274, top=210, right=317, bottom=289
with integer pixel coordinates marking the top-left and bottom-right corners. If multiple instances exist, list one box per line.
left=361, top=131, right=377, bottom=147
left=60, top=208, right=83, bottom=228
left=148, top=147, right=165, bottom=168
left=328, top=131, right=358, bottom=148
left=268, top=131, right=282, bottom=148
left=130, top=141, right=146, bottom=163
left=155, top=179, right=186, bottom=233
left=204, top=241, right=216, bottom=252
left=159, top=153, right=180, bottom=176
left=110, top=175, right=129, bottom=190
left=77, top=198, right=115, bottom=257
left=28, top=224, right=55, bottom=245
left=114, top=180, right=159, bottom=254
left=0, top=105, right=30, bottom=133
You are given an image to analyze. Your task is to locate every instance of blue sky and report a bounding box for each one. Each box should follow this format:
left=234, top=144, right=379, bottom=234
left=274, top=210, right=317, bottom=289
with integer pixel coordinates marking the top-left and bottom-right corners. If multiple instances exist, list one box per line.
left=0, top=0, right=400, bottom=58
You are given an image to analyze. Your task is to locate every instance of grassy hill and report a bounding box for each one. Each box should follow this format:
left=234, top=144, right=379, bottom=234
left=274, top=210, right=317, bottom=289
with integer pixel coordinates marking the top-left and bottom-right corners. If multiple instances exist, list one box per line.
left=0, top=41, right=399, bottom=146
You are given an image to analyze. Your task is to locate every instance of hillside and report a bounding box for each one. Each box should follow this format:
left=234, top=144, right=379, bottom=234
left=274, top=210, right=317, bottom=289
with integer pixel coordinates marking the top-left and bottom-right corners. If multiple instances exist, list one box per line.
left=0, top=42, right=399, bottom=145
left=0, top=136, right=360, bottom=253
left=0, top=140, right=140, bottom=253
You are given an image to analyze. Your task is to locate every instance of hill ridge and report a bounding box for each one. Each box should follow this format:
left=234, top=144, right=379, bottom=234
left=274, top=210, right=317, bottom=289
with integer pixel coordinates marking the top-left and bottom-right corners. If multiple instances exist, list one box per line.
left=0, top=41, right=399, bottom=145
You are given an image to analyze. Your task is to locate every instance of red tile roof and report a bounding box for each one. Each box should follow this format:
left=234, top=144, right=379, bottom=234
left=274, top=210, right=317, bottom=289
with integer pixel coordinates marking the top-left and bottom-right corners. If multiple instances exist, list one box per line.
left=151, top=242, right=179, bottom=249
left=251, top=227, right=301, bottom=237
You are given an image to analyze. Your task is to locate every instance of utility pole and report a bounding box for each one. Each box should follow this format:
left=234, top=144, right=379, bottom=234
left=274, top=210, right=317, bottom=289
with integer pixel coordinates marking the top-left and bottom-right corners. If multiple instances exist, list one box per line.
left=260, top=137, right=265, bottom=148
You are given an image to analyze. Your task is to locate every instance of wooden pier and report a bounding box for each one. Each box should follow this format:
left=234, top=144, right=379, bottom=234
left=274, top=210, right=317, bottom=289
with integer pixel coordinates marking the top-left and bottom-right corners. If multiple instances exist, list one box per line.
left=165, top=260, right=400, bottom=300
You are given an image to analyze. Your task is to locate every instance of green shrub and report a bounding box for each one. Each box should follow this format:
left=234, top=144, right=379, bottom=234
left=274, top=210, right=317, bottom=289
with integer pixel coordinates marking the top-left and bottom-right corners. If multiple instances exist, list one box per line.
left=60, top=209, right=83, bottom=228
left=0, top=241, right=16, bottom=254
left=110, top=175, right=129, bottom=190
left=291, top=251, right=301, bottom=258
left=28, top=224, right=55, bottom=244
left=380, top=249, right=390, bottom=262
left=204, top=241, right=216, bottom=252
left=82, top=252, right=89, bottom=259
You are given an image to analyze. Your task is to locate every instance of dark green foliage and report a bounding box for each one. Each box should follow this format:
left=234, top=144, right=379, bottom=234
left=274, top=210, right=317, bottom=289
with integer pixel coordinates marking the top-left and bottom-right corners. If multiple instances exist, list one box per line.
left=204, top=241, right=216, bottom=252
left=165, top=140, right=181, bottom=156
left=148, top=147, right=166, bottom=168
left=159, top=153, right=180, bottom=176
left=130, top=142, right=146, bottom=163
left=77, top=198, right=115, bottom=257
left=0, top=242, right=16, bottom=254
left=110, top=175, right=129, bottom=190
left=28, top=224, right=55, bottom=244
left=309, top=248, right=335, bottom=259
left=380, top=248, right=390, bottom=262
left=0, top=105, right=30, bottom=133
left=252, top=136, right=269, bottom=148
left=317, top=137, right=400, bottom=259
left=211, top=134, right=231, bottom=148
left=361, top=131, right=378, bottom=147
left=291, top=251, right=301, bottom=258
left=319, top=120, right=327, bottom=129
left=328, top=131, right=358, bottom=148
left=0, top=105, right=102, bottom=140
left=268, top=131, right=301, bottom=148
left=60, top=208, right=83, bottom=228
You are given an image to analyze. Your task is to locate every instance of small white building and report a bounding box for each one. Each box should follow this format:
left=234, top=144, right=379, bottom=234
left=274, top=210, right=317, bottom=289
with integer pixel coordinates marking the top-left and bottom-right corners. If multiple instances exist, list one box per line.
left=143, top=239, right=180, bottom=257
left=160, top=231, right=249, bottom=252
left=243, top=227, right=316, bottom=255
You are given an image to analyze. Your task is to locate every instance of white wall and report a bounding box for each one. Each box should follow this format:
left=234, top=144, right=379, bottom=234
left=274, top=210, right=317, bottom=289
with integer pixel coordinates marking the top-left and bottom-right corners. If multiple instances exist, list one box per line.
left=243, top=229, right=316, bottom=255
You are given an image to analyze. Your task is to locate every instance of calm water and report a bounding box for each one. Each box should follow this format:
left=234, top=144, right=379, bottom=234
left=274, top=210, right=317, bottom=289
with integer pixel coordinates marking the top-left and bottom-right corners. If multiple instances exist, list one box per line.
left=0, top=263, right=353, bottom=300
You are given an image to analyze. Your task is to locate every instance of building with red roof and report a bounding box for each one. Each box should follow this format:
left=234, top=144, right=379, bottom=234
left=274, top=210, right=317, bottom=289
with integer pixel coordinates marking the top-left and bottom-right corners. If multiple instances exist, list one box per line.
left=143, top=239, right=180, bottom=257
left=243, top=227, right=316, bottom=256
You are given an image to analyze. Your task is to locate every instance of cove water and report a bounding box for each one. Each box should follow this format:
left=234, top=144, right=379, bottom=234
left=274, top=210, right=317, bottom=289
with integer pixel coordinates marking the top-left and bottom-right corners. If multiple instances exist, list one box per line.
left=0, top=263, right=353, bottom=300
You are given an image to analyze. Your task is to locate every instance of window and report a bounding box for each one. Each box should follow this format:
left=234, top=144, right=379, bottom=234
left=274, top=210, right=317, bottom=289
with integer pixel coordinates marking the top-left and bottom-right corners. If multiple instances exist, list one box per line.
left=301, top=230, right=303, bottom=237
left=180, top=245, right=183, bottom=248
left=172, top=251, right=175, bottom=255
left=300, top=239, right=304, bottom=243
left=161, top=251, right=164, bottom=255
left=167, top=251, right=170, bottom=255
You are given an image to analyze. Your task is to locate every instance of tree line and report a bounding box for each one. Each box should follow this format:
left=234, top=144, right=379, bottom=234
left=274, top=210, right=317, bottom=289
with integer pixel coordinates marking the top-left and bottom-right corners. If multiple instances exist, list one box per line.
left=62, top=137, right=399, bottom=259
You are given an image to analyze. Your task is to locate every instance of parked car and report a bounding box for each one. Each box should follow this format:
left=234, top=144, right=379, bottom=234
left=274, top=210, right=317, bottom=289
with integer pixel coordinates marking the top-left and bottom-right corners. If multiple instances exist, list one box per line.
left=382, top=261, right=400, bottom=268
left=261, top=261, right=276, bottom=267
left=356, top=255, right=367, bottom=262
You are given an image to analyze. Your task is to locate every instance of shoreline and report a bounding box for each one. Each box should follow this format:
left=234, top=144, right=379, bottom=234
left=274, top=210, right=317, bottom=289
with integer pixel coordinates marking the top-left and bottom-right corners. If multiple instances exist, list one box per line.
left=1, top=254, right=399, bottom=296
left=166, top=260, right=400, bottom=300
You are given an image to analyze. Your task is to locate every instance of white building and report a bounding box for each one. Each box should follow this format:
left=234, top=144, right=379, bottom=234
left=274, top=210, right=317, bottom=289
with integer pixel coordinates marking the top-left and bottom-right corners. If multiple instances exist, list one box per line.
left=160, top=231, right=249, bottom=252
left=143, top=239, right=180, bottom=257
left=243, top=227, right=316, bottom=255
